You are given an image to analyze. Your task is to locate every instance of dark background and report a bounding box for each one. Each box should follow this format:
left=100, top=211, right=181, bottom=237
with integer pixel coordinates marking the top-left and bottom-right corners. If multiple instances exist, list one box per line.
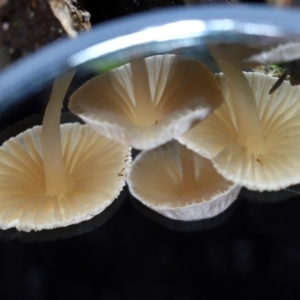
left=2, top=1, right=300, bottom=300
left=1, top=188, right=300, bottom=300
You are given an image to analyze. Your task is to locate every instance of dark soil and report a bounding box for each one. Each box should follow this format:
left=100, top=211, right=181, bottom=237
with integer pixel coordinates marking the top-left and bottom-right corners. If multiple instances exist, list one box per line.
left=0, top=0, right=65, bottom=62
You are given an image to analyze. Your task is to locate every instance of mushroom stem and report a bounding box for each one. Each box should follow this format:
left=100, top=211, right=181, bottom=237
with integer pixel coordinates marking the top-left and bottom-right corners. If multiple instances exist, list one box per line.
left=41, top=69, right=76, bottom=195
left=131, top=58, right=158, bottom=127
left=209, top=45, right=264, bottom=152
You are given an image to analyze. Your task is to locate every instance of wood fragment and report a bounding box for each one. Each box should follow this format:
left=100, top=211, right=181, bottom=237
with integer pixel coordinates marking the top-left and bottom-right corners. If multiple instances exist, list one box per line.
left=269, top=70, right=288, bottom=94
left=0, top=0, right=90, bottom=68
left=48, top=0, right=90, bottom=38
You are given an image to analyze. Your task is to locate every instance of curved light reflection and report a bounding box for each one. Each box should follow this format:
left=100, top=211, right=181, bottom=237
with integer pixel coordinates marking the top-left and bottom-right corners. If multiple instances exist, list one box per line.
left=69, top=20, right=206, bottom=66
left=69, top=19, right=281, bottom=67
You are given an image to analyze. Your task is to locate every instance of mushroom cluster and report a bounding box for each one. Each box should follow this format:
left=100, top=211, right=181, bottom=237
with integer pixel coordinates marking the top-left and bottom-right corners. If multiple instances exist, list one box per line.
left=2, top=49, right=299, bottom=232
left=69, top=52, right=300, bottom=222
left=69, top=54, right=244, bottom=222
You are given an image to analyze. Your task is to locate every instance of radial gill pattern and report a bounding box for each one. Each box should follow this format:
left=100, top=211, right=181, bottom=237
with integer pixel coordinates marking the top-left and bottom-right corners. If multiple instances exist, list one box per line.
left=0, top=123, right=131, bottom=231
left=178, top=72, right=300, bottom=191
left=127, top=141, right=240, bottom=221
left=69, top=54, right=224, bottom=150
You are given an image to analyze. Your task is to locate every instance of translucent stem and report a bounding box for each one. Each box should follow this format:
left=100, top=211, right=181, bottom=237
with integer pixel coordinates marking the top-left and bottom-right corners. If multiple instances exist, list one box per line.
left=209, top=45, right=263, bottom=152
left=41, top=69, right=76, bottom=195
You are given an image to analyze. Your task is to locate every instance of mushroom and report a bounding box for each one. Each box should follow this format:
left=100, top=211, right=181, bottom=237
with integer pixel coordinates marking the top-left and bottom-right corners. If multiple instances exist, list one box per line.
left=246, top=42, right=300, bottom=65
left=206, top=42, right=300, bottom=68
left=178, top=48, right=300, bottom=191
left=131, top=192, right=240, bottom=232
left=69, top=54, right=224, bottom=150
left=0, top=70, right=131, bottom=231
left=127, top=141, right=241, bottom=221
left=0, top=188, right=127, bottom=242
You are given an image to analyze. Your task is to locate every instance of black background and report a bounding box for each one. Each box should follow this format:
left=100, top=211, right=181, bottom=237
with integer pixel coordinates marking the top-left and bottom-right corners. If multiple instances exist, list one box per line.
left=1, top=188, right=300, bottom=300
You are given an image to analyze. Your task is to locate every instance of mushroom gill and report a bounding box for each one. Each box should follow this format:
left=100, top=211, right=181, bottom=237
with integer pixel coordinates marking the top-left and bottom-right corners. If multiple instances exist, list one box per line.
left=0, top=70, right=131, bottom=231
left=69, top=54, right=224, bottom=150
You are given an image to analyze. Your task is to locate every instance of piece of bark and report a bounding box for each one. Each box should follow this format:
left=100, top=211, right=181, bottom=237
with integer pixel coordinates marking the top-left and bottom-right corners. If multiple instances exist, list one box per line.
left=49, top=0, right=90, bottom=37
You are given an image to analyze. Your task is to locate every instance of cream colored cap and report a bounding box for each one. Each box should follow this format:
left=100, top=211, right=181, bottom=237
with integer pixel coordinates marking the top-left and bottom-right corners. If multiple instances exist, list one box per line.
left=178, top=72, right=300, bottom=191
left=247, top=42, right=300, bottom=64
left=127, top=141, right=240, bottom=221
left=69, top=54, right=224, bottom=150
left=0, top=123, right=131, bottom=231
left=207, top=42, right=300, bottom=68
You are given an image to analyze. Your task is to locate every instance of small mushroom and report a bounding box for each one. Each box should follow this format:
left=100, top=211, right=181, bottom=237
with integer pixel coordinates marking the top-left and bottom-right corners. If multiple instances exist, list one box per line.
left=246, top=42, right=300, bottom=65
left=0, top=70, right=131, bottom=231
left=248, top=43, right=300, bottom=93
left=127, top=141, right=241, bottom=221
left=205, top=42, right=292, bottom=70
left=178, top=54, right=300, bottom=191
left=206, top=42, right=300, bottom=69
left=69, top=54, right=224, bottom=150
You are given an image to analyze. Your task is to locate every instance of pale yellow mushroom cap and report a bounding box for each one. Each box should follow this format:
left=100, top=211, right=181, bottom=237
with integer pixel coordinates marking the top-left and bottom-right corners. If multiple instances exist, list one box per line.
left=246, top=42, right=300, bottom=64
left=69, top=54, right=224, bottom=150
left=0, top=123, right=131, bottom=231
left=178, top=72, right=300, bottom=191
left=207, top=42, right=300, bottom=68
left=127, top=141, right=240, bottom=221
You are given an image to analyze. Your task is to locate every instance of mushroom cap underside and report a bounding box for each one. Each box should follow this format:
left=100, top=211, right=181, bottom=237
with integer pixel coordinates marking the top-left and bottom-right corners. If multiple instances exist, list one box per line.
left=127, top=141, right=240, bottom=221
left=69, top=54, right=224, bottom=150
left=0, top=123, right=131, bottom=231
left=178, top=72, right=300, bottom=191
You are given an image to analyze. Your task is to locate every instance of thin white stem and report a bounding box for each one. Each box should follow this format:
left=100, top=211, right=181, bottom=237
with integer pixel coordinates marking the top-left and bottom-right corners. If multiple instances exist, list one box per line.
left=41, top=69, right=76, bottom=195
left=209, top=45, right=264, bottom=152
